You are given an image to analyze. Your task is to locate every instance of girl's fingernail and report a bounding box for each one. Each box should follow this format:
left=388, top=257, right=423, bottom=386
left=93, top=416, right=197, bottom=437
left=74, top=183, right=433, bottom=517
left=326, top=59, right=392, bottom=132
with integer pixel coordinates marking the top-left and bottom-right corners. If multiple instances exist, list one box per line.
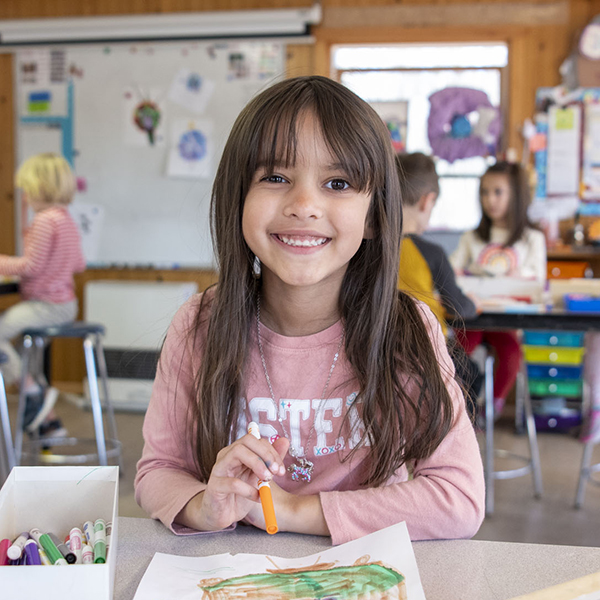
left=279, top=464, right=285, bottom=475
left=263, top=471, right=272, bottom=481
left=270, top=463, right=279, bottom=473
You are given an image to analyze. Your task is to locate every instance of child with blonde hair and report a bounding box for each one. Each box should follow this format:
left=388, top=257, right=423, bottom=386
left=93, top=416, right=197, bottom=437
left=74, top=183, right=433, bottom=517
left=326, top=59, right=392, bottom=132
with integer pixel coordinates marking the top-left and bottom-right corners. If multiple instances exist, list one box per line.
left=0, top=153, right=86, bottom=437
left=135, top=76, right=484, bottom=545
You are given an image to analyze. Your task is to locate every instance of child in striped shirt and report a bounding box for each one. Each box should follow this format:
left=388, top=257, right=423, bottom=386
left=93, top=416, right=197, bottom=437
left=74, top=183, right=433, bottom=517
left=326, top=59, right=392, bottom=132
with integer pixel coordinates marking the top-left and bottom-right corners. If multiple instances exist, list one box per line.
left=0, top=153, right=86, bottom=437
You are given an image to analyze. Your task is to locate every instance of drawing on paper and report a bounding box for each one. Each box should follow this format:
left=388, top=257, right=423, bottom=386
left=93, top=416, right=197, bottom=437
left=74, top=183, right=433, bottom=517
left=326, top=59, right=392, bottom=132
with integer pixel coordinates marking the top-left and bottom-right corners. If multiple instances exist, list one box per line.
left=178, top=129, right=207, bottom=161
left=197, top=555, right=407, bottom=600
left=133, top=100, right=161, bottom=145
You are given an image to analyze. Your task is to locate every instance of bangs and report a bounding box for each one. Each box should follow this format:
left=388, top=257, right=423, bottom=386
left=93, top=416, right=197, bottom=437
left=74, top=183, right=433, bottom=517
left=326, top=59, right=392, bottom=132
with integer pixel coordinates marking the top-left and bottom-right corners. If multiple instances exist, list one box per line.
left=247, top=79, right=389, bottom=194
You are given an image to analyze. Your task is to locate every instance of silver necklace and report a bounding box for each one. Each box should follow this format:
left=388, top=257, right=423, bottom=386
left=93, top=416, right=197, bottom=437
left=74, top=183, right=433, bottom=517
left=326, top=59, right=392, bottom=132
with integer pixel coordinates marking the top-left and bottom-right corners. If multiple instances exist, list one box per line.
left=256, top=295, right=344, bottom=483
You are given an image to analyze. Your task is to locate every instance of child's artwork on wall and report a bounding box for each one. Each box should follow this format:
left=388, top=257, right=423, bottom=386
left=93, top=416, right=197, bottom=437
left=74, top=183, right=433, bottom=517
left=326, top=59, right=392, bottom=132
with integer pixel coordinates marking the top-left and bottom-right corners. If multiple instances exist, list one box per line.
left=168, top=68, right=215, bottom=114
left=166, top=118, right=213, bottom=179
left=132, top=522, right=425, bottom=600
left=123, top=87, right=166, bottom=146
left=370, top=101, right=408, bottom=153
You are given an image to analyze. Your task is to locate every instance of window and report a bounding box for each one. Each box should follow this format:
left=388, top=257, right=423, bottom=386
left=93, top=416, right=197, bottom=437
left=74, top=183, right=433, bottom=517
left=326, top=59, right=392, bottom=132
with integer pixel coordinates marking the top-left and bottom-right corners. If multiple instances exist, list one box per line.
left=332, top=43, right=508, bottom=231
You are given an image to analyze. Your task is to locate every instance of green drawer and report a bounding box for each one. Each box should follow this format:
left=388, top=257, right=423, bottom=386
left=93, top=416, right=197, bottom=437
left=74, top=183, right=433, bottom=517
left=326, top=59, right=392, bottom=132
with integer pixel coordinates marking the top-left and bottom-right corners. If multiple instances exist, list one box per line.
left=523, top=346, right=585, bottom=365
left=528, top=378, right=583, bottom=398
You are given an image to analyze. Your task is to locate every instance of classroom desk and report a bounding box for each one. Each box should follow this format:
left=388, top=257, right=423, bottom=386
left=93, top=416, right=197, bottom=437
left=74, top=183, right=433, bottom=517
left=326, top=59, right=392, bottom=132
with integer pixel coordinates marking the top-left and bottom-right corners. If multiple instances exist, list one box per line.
left=115, top=516, right=600, bottom=600
left=461, top=307, right=600, bottom=332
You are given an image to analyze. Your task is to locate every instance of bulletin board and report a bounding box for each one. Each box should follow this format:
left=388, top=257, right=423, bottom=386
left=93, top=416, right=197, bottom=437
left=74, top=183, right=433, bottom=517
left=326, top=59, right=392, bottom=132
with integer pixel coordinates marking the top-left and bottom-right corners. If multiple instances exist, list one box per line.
left=14, top=41, right=286, bottom=267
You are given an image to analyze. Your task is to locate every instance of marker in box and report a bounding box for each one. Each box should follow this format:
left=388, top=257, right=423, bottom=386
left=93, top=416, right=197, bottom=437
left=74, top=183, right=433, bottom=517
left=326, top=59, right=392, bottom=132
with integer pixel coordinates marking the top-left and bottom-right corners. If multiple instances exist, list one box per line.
left=83, top=521, right=95, bottom=546
left=93, top=519, right=106, bottom=564
left=81, top=544, right=93, bottom=564
left=38, top=548, right=51, bottom=566
left=48, top=533, right=76, bottom=564
left=39, top=533, right=67, bottom=566
left=7, top=532, right=29, bottom=560
left=68, top=527, right=83, bottom=563
left=28, top=527, right=44, bottom=550
left=0, top=538, right=10, bottom=565
left=105, top=522, right=112, bottom=554
left=23, top=539, right=41, bottom=566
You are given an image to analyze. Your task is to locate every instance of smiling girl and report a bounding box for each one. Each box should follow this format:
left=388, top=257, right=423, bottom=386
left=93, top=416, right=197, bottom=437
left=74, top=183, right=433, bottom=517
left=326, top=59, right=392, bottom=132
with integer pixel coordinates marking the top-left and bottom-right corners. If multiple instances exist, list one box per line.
left=135, top=76, right=484, bottom=546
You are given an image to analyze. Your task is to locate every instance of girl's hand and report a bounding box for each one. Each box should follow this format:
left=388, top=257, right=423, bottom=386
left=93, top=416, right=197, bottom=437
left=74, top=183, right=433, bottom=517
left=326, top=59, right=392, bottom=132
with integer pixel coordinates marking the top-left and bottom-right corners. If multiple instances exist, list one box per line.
left=244, top=476, right=330, bottom=537
left=177, top=434, right=289, bottom=532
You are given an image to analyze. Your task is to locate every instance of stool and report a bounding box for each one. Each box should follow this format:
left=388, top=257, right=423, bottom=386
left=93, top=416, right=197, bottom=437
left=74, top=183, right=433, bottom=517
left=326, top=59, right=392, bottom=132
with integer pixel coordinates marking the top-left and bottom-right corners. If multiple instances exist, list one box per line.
left=13, top=322, right=121, bottom=468
left=0, top=351, right=16, bottom=483
left=482, top=347, right=543, bottom=515
left=574, top=382, right=600, bottom=508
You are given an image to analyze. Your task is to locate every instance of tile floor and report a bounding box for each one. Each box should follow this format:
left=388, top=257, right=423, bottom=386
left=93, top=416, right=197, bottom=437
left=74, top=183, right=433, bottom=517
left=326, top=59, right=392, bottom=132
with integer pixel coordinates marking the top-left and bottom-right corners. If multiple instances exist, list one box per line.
left=7, top=392, right=600, bottom=547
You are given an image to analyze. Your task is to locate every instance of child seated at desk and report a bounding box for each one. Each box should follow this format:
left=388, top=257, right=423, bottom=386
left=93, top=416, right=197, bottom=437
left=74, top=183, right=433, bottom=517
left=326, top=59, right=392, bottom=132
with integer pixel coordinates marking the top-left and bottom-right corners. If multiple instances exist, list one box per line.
left=396, top=152, right=483, bottom=417
left=450, top=161, right=546, bottom=415
left=0, top=153, right=86, bottom=438
left=135, top=76, right=485, bottom=545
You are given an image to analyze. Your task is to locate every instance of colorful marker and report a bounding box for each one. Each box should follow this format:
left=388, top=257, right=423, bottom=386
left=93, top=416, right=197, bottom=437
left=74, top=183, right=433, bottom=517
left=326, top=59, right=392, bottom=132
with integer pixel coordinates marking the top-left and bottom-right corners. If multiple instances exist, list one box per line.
left=38, top=548, right=51, bottom=566
left=68, top=527, right=83, bottom=563
left=93, top=519, right=106, bottom=564
left=81, top=544, right=94, bottom=564
left=105, top=522, right=112, bottom=555
left=48, top=533, right=76, bottom=564
left=0, top=538, right=10, bottom=565
left=83, top=520, right=95, bottom=546
left=38, top=533, right=67, bottom=566
left=28, top=527, right=44, bottom=549
left=247, top=421, right=278, bottom=535
left=23, top=539, right=41, bottom=566
left=7, top=532, right=29, bottom=560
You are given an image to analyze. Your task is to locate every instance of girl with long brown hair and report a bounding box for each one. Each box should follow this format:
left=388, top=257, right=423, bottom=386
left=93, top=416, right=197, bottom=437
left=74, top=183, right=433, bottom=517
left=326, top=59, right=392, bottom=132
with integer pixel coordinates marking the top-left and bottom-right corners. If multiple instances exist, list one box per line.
left=135, top=76, right=484, bottom=545
left=451, top=162, right=546, bottom=416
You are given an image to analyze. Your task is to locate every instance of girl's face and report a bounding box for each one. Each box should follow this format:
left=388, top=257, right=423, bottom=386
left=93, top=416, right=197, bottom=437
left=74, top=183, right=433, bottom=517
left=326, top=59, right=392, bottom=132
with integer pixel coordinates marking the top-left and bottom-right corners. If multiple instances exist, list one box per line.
left=242, top=112, right=371, bottom=297
left=480, top=172, right=512, bottom=228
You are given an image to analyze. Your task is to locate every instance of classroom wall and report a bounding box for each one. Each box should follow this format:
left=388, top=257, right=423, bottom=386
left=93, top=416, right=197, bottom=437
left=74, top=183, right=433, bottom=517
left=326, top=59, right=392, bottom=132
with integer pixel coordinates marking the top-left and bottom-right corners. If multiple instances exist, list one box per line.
left=1, top=0, right=600, bottom=382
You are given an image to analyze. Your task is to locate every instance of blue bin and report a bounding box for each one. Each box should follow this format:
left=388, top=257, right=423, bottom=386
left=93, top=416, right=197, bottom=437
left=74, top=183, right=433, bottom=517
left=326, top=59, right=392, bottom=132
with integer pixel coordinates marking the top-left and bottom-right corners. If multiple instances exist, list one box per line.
left=523, top=331, right=584, bottom=347
left=527, top=365, right=583, bottom=380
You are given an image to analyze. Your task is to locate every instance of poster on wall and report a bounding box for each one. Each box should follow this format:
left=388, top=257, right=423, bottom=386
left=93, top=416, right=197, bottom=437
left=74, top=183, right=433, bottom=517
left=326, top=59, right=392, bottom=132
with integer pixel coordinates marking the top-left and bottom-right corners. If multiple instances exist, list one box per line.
left=123, top=86, right=166, bottom=146
left=168, top=68, right=215, bottom=114
left=546, top=104, right=582, bottom=196
left=369, top=101, right=409, bottom=153
left=166, top=118, right=213, bottom=179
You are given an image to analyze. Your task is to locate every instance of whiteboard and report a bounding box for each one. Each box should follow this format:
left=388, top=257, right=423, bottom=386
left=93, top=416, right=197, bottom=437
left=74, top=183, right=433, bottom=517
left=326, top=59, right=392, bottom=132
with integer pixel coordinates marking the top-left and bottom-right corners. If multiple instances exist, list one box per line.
left=15, top=41, right=286, bottom=267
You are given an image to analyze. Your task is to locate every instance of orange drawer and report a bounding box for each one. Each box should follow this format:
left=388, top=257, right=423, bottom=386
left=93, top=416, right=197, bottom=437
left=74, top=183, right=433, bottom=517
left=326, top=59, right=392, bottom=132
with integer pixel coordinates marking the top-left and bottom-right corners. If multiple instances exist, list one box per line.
left=547, top=260, right=591, bottom=279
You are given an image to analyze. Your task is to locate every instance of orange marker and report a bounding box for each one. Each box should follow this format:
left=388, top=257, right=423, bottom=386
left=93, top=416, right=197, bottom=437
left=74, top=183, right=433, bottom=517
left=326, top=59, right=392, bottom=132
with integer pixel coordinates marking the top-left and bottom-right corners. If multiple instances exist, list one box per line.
left=247, top=421, right=279, bottom=535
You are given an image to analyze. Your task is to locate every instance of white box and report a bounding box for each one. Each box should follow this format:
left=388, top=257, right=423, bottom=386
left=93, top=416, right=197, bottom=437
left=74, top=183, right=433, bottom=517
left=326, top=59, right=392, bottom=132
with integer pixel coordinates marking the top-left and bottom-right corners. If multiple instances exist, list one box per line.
left=0, top=466, right=119, bottom=599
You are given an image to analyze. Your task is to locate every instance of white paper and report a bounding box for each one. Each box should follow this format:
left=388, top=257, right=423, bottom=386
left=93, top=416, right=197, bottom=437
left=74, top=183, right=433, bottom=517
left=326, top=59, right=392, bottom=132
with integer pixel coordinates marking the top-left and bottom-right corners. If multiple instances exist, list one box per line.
left=168, top=68, right=215, bottom=114
left=133, top=521, right=425, bottom=600
left=582, top=102, right=600, bottom=200
left=123, top=86, right=166, bottom=147
left=68, top=203, right=105, bottom=263
left=166, top=118, right=213, bottom=179
left=546, top=105, right=582, bottom=196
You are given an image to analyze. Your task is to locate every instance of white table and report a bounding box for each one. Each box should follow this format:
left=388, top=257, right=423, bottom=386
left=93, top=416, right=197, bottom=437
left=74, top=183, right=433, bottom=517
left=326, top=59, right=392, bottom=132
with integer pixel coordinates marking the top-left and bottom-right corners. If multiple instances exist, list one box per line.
left=115, top=517, right=600, bottom=600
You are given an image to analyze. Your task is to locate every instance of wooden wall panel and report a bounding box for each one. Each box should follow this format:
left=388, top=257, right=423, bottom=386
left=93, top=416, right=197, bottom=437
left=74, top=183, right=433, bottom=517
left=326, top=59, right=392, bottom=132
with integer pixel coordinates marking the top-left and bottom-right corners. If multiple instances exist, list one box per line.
left=0, top=54, right=15, bottom=256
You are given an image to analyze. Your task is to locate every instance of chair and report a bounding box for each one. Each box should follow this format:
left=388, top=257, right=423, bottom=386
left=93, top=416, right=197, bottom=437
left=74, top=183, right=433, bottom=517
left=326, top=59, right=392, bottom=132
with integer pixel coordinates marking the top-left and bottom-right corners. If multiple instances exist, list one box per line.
left=12, top=322, right=121, bottom=468
left=0, top=351, right=16, bottom=484
left=482, top=345, right=543, bottom=515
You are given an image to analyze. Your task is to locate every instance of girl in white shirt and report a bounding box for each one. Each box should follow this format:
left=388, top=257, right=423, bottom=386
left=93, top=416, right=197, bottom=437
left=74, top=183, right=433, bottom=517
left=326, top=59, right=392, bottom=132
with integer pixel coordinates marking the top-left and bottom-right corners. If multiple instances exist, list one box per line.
left=450, top=162, right=546, bottom=415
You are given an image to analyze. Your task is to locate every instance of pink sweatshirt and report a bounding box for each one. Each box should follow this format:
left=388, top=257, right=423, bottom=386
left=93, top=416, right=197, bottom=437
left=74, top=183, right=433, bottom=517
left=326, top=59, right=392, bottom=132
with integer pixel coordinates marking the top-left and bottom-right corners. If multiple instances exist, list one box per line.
left=0, top=206, right=86, bottom=303
left=135, top=293, right=485, bottom=546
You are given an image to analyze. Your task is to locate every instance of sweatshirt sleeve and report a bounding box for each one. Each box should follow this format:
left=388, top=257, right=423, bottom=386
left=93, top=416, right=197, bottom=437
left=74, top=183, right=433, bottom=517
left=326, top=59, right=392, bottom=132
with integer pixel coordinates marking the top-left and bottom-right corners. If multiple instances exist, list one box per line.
left=0, top=213, right=53, bottom=277
left=319, top=304, right=485, bottom=546
left=413, top=236, right=477, bottom=320
left=522, top=229, right=547, bottom=283
left=134, top=295, right=220, bottom=535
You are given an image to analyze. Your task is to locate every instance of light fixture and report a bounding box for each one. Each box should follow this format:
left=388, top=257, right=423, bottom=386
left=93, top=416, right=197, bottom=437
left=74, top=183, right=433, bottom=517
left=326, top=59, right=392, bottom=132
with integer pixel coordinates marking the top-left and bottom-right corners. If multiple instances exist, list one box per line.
left=0, top=5, right=321, bottom=46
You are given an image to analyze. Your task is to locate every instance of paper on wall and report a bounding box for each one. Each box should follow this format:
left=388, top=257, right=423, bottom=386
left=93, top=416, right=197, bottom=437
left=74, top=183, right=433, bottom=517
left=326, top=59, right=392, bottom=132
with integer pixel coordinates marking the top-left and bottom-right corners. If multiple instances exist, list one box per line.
left=168, top=68, right=215, bottom=114
left=166, top=118, right=213, bottom=179
left=68, top=203, right=105, bottom=263
left=133, top=521, right=425, bottom=600
left=123, top=86, right=166, bottom=147
left=546, top=105, right=582, bottom=196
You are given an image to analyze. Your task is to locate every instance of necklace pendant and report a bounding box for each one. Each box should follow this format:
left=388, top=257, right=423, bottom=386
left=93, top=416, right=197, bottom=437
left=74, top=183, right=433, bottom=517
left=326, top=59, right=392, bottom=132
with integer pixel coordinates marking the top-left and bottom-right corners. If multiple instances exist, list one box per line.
left=287, top=457, right=314, bottom=483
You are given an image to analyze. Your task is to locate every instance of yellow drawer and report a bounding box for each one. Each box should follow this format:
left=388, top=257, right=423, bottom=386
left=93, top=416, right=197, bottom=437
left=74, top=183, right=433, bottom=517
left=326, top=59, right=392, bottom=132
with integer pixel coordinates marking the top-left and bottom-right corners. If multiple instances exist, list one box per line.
left=523, top=345, right=585, bottom=365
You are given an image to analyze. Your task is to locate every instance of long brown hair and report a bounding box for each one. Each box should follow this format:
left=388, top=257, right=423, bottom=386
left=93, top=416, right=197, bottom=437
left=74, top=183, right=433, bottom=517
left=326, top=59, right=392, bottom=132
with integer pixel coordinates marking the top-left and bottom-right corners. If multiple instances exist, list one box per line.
left=190, top=76, right=454, bottom=487
left=475, top=161, right=533, bottom=247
